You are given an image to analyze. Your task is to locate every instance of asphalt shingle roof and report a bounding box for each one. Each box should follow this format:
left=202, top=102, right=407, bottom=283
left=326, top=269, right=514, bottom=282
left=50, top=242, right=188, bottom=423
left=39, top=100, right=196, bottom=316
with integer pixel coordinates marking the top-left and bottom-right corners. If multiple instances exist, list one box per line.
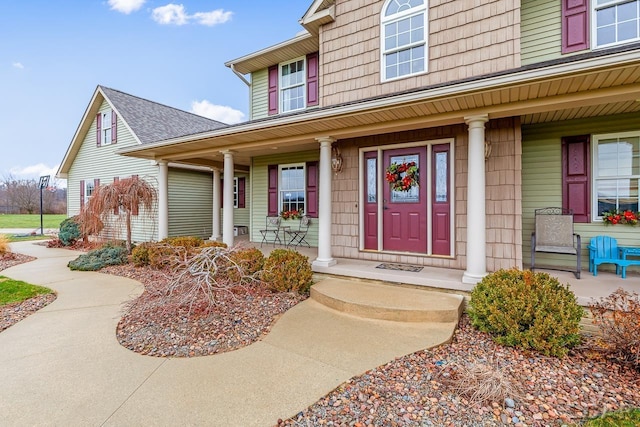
left=100, top=86, right=228, bottom=144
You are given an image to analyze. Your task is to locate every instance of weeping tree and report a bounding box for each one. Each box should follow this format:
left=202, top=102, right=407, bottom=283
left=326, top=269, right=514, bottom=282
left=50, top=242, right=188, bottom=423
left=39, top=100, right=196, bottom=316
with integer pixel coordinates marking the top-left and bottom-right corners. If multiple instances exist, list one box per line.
left=79, top=176, right=156, bottom=253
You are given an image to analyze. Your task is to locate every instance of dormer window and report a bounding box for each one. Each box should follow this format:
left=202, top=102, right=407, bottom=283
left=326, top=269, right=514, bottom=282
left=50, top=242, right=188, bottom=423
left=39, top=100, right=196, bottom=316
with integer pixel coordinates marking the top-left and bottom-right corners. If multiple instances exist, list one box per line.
left=381, top=0, right=427, bottom=81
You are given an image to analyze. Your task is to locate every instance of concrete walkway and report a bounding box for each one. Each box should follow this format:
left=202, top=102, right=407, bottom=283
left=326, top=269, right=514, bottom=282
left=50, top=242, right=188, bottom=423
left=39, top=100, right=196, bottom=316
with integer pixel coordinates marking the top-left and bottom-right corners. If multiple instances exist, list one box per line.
left=0, top=241, right=457, bottom=427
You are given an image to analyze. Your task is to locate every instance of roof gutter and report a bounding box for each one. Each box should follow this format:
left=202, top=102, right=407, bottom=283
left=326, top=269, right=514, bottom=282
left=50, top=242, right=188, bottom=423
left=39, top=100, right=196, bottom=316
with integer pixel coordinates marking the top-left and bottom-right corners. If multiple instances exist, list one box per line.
left=229, top=64, right=250, bottom=86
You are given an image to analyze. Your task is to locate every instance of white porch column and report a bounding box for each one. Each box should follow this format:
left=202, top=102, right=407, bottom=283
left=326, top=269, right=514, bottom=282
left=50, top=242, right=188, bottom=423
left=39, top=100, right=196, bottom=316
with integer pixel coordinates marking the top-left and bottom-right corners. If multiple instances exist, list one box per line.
left=210, top=168, right=221, bottom=241
left=157, top=160, right=169, bottom=240
left=222, top=151, right=235, bottom=247
left=313, top=137, right=337, bottom=268
left=463, top=114, right=489, bottom=284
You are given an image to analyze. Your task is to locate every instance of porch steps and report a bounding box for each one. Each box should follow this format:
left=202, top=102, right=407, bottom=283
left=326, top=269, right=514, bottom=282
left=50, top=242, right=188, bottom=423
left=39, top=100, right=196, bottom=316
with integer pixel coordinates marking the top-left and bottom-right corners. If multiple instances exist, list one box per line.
left=310, top=278, right=464, bottom=323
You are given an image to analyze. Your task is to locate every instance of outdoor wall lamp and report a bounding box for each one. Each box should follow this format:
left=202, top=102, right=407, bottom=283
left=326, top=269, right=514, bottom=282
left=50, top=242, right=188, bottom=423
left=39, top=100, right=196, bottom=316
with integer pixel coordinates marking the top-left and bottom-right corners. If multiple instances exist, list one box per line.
left=484, top=140, right=492, bottom=160
left=331, top=143, right=343, bottom=174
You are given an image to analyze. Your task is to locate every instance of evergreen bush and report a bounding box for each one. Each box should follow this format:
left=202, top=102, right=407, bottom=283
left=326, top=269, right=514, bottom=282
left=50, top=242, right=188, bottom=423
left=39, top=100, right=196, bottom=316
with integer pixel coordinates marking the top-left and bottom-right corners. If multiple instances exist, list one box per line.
left=68, top=244, right=128, bottom=271
left=468, top=268, right=583, bottom=357
left=59, top=216, right=82, bottom=246
left=262, top=249, right=313, bottom=294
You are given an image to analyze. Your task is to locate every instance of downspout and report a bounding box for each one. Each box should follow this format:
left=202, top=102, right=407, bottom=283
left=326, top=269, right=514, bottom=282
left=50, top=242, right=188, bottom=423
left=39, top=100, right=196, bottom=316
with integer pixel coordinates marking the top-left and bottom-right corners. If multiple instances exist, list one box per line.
left=229, top=63, right=252, bottom=119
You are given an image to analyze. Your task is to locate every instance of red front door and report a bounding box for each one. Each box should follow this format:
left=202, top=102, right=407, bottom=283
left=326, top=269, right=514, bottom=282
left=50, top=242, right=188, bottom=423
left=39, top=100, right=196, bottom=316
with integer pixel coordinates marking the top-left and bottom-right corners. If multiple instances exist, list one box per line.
left=382, top=147, right=428, bottom=252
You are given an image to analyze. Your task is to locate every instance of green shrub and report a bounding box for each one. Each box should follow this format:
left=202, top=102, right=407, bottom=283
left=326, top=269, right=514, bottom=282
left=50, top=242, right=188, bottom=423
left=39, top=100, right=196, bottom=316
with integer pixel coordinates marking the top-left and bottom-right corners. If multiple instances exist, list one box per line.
left=131, top=242, right=153, bottom=266
left=68, top=244, right=128, bottom=271
left=59, top=216, right=82, bottom=246
left=262, top=249, right=313, bottom=294
left=589, top=288, right=640, bottom=369
left=468, top=268, right=583, bottom=357
left=228, top=248, right=265, bottom=283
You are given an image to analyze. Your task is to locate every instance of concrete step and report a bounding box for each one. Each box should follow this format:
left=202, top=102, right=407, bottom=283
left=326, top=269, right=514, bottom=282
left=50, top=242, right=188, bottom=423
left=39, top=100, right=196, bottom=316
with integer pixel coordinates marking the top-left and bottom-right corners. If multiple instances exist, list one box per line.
left=310, top=278, right=464, bottom=323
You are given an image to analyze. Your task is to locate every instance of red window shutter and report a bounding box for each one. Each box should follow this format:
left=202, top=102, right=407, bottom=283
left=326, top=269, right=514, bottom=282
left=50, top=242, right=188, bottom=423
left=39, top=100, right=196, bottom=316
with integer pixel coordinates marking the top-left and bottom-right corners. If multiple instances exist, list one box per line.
left=80, top=180, right=85, bottom=208
left=562, top=135, right=590, bottom=223
left=268, top=165, right=278, bottom=216
left=131, top=175, right=139, bottom=216
left=306, top=161, right=319, bottom=218
left=268, top=65, right=279, bottom=115
left=306, top=52, right=319, bottom=107
left=238, top=177, right=246, bottom=209
left=96, top=113, right=102, bottom=146
left=94, top=178, right=100, bottom=188
left=562, top=0, right=589, bottom=53
left=111, top=111, right=117, bottom=143
left=113, top=177, right=120, bottom=214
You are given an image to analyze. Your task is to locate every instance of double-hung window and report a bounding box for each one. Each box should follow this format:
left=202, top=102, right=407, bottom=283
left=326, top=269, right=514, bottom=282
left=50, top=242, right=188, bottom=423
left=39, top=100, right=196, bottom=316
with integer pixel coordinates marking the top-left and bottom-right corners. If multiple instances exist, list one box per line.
left=593, top=131, right=640, bottom=218
left=96, top=109, right=117, bottom=146
left=279, top=164, right=305, bottom=213
left=280, top=58, right=306, bottom=113
left=85, top=180, right=95, bottom=205
left=593, top=0, right=640, bottom=48
left=381, top=0, right=427, bottom=81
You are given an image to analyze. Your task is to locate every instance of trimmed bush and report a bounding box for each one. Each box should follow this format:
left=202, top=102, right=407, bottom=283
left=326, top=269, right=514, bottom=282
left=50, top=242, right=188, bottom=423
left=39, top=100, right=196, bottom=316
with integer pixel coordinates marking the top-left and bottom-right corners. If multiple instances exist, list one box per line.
left=228, top=248, right=265, bottom=283
left=200, top=240, right=228, bottom=249
left=131, top=242, right=153, bottom=267
left=468, top=268, right=583, bottom=357
left=68, top=244, right=128, bottom=271
left=262, top=249, right=313, bottom=294
left=59, top=216, right=82, bottom=246
left=160, top=236, right=203, bottom=249
left=589, top=288, right=640, bottom=369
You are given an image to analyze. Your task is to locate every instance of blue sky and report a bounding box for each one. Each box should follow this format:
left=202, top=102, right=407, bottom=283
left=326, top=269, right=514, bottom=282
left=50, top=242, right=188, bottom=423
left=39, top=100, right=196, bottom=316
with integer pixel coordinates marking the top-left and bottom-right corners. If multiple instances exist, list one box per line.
left=0, top=0, right=308, bottom=187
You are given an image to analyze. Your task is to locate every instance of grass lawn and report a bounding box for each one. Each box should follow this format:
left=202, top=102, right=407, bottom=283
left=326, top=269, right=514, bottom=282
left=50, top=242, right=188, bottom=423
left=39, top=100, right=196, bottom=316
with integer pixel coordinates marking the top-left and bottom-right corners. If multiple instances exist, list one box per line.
left=0, top=276, right=53, bottom=306
left=583, top=408, right=640, bottom=426
left=0, top=214, right=66, bottom=229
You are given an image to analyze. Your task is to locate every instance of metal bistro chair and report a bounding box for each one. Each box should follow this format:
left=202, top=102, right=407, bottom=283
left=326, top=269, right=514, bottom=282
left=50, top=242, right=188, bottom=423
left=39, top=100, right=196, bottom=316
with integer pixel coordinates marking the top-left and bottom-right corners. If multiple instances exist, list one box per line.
left=285, top=215, right=311, bottom=248
left=259, top=216, right=282, bottom=247
left=531, top=207, right=581, bottom=279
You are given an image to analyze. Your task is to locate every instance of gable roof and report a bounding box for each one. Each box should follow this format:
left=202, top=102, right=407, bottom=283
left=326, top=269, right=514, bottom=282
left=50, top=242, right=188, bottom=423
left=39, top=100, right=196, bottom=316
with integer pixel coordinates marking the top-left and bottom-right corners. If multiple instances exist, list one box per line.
left=99, top=86, right=227, bottom=144
left=57, top=85, right=228, bottom=177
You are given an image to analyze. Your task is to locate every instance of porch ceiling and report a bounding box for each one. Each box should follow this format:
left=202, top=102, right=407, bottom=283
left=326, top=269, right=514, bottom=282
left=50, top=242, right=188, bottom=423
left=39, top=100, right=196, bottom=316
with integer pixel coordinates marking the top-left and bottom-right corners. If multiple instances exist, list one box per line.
left=118, top=53, right=640, bottom=168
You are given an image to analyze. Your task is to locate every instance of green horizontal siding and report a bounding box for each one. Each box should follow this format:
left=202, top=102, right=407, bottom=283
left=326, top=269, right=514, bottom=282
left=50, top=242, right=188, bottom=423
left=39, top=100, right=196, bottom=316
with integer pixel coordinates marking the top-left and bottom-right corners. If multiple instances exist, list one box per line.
left=216, top=173, right=251, bottom=232
left=251, top=69, right=269, bottom=120
left=67, top=100, right=158, bottom=242
left=251, top=151, right=320, bottom=246
left=522, top=112, right=640, bottom=272
left=521, top=0, right=562, bottom=65
left=168, top=168, right=213, bottom=238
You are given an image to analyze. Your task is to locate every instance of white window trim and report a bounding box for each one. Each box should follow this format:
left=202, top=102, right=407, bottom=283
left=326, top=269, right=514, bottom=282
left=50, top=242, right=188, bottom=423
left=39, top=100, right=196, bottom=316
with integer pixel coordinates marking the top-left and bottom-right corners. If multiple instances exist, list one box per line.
left=278, top=163, right=306, bottom=213
left=591, top=130, right=640, bottom=221
left=380, top=0, right=428, bottom=82
left=279, top=56, right=307, bottom=114
left=233, top=177, right=239, bottom=209
left=84, top=179, right=95, bottom=206
left=100, top=110, right=113, bottom=147
left=591, top=0, right=640, bottom=49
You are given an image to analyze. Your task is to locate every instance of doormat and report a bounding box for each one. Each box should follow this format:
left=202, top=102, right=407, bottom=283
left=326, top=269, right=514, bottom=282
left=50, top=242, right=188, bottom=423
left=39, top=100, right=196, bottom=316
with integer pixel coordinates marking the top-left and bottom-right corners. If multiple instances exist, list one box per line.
left=376, top=263, right=423, bottom=272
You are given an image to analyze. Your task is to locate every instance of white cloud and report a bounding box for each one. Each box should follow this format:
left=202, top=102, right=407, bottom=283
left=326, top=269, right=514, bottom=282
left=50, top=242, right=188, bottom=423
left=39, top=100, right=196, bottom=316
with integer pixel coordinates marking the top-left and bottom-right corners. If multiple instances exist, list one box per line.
left=8, top=164, right=66, bottom=188
left=108, top=0, right=146, bottom=14
left=152, top=4, right=189, bottom=25
left=12, top=62, right=24, bottom=69
left=152, top=3, right=232, bottom=26
left=191, top=100, right=245, bottom=125
left=192, top=9, right=232, bottom=26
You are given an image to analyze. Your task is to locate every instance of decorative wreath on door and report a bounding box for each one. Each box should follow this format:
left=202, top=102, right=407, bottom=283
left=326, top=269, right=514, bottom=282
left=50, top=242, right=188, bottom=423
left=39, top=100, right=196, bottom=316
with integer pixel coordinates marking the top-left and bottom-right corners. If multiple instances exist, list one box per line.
left=385, top=161, right=419, bottom=192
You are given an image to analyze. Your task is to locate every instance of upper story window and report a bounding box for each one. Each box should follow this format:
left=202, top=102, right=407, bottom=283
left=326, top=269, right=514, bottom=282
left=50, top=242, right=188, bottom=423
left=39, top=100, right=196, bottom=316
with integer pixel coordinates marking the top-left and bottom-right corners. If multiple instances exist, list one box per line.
left=280, top=58, right=306, bottom=113
left=96, top=109, right=117, bottom=146
left=593, top=0, right=640, bottom=48
left=381, top=0, right=427, bottom=81
left=268, top=53, right=319, bottom=116
left=593, top=131, right=640, bottom=218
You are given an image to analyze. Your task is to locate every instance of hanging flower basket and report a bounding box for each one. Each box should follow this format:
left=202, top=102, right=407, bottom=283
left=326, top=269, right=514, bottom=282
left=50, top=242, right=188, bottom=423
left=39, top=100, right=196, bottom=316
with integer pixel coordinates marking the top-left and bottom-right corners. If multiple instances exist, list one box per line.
left=385, top=161, right=419, bottom=192
left=602, top=209, right=639, bottom=225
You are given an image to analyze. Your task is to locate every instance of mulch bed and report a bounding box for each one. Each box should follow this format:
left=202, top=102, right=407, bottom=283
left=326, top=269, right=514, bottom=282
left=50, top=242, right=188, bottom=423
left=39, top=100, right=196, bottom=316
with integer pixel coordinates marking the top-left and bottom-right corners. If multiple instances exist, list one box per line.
left=102, top=264, right=307, bottom=358
left=1, top=252, right=57, bottom=333
left=279, top=316, right=640, bottom=427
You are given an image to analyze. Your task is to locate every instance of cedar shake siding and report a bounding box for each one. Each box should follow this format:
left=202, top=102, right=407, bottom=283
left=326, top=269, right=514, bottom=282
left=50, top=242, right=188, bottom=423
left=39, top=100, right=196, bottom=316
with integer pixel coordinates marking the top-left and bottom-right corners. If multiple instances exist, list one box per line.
left=319, top=0, right=521, bottom=106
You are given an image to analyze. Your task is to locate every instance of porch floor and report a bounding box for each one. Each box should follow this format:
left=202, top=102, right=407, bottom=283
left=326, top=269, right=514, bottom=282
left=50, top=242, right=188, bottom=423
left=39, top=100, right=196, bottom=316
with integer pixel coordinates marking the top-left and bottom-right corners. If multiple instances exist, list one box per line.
left=240, top=237, right=639, bottom=306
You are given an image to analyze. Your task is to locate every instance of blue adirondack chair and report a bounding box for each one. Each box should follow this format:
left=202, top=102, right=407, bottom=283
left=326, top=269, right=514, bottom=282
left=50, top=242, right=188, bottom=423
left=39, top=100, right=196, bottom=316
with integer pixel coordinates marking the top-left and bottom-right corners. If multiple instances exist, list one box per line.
left=588, top=236, right=624, bottom=277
